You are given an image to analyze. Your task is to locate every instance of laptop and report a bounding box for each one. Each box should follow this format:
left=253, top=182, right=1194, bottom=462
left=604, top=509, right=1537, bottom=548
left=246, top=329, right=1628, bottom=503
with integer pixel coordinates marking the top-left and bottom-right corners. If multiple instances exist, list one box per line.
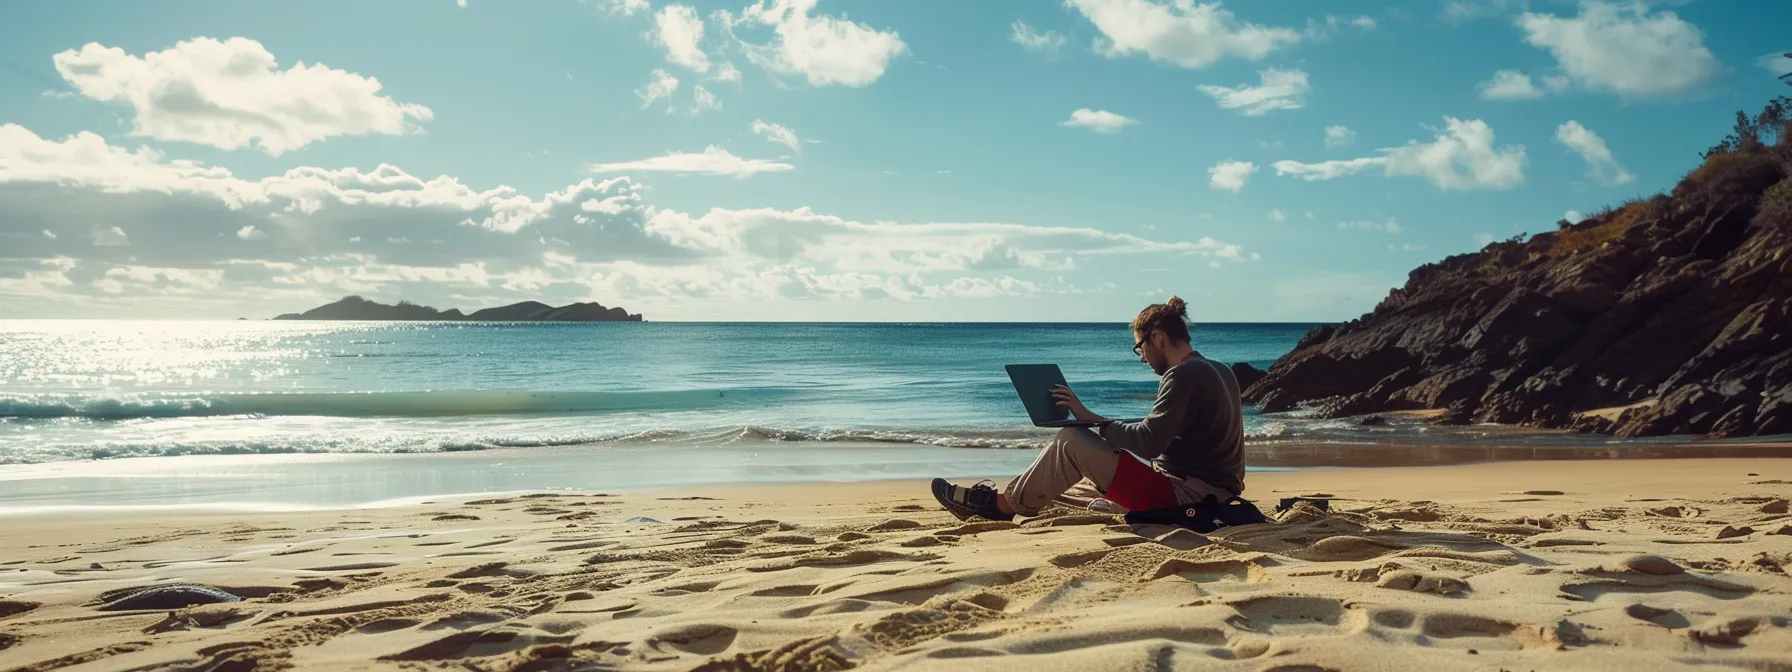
left=1004, top=363, right=1142, bottom=428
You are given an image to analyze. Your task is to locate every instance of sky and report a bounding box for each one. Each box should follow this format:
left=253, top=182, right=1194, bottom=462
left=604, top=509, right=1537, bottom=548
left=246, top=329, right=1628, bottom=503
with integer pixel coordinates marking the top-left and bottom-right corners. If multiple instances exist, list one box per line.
left=0, top=0, right=1787, bottom=322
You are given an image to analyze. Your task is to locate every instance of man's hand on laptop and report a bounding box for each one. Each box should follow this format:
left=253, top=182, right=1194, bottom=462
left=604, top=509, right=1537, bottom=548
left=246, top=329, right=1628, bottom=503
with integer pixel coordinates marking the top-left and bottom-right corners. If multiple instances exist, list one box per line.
left=1050, top=385, right=1106, bottom=423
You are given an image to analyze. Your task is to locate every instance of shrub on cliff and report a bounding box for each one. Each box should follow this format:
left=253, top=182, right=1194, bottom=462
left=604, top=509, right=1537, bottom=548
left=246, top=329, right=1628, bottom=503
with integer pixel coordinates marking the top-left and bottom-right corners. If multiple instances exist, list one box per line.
left=1675, top=149, right=1786, bottom=214
left=1760, top=177, right=1792, bottom=227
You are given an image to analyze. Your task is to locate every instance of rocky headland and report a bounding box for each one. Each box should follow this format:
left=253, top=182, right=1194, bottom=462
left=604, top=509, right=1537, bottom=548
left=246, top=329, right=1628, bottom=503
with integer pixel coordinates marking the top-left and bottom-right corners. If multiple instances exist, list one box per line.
left=1243, top=93, right=1792, bottom=439
left=272, top=296, right=643, bottom=322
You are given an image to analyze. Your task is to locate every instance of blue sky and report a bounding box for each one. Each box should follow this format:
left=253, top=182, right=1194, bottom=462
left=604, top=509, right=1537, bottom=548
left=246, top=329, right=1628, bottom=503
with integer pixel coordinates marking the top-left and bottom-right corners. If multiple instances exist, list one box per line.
left=0, top=0, right=1786, bottom=322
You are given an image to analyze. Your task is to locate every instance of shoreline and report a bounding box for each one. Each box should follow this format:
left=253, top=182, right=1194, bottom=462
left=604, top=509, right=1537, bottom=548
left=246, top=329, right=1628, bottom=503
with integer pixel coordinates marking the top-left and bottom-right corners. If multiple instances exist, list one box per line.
left=2, top=458, right=1789, bottom=670
left=1, top=437, right=1790, bottom=514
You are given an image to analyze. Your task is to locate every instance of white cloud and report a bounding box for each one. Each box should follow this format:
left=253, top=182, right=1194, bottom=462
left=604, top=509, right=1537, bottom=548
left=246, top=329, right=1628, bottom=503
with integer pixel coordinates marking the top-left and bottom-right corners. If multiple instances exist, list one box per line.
left=638, top=69, right=680, bottom=109
left=714, top=62, right=742, bottom=82
left=1339, top=218, right=1399, bottom=234
left=640, top=207, right=1246, bottom=273
left=1390, top=243, right=1427, bottom=252
left=0, top=120, right=1261, bottom=318
left=1065, top=0, right=1301, bottom=69
left=1383, top=118, right=1526, bottom=190
left=1207, top=160, right=1257, bottom=192
left=92, top=225, right=129, bottom=246
left=751, top=119, right=801, bottom=153
left=654, top=5, right=712, bottom=73
left=1324, top=125, right=1356, bottom=149
left=1478, top=69, right=1544, bottom=100
left=1517, top=0, right=1720, bottom=97
left=51, top=37, right=432, bottom=156
left=1011, top=20, right=1067, bottom=56
left=1274, top=117, right=1526, bottom=190
left=1304, top=14, right=1378, bottom=38
left=1759, top=52, right=1792, bottom=78
left=586, top=146, right=792, bottom=179
left=1268, top=208, right=1286, bottom=222
left=1303, top=211, right=1313, bottom=221
left=582, top=195, right=638, bottom=215
left=1197, top=68, right=1309, bottom=116
left=1272, top=157, right=1386, bottom=181
left=728, top=0, right=908, bottom=87
left=1564, top=210, right=1584, bottom=223
left=1554, top=120, right=1633, bottom=186
left=599, top=0, right=649, bottom=17
left=1562, top=120, right=1634, bottom=187
left=1441, top=0, right=1525, bottom=24
left=1062, top=108, right=1139, bottom=134
left=1475, top=232, right=1496, bottom=245
left=457, top=0, right=467, bottom=7
left=688, top=85, right=722, bottom=115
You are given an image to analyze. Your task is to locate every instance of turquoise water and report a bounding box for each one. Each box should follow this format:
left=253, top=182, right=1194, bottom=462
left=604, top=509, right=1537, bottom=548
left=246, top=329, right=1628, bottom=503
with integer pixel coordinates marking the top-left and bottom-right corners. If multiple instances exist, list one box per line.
left=0, top=320, right=1316, bottom=465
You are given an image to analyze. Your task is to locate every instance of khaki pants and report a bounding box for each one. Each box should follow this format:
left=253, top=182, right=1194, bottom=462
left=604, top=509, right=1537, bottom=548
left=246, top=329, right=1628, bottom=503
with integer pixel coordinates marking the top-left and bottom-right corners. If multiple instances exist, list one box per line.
left=1002, top=427, right=1232, bottom=517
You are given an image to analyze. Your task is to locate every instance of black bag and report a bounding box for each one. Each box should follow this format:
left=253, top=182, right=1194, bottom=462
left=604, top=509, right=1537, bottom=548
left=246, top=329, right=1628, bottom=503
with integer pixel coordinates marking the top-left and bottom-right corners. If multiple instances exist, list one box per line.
left=1123, top=495, right=1269, bottom=533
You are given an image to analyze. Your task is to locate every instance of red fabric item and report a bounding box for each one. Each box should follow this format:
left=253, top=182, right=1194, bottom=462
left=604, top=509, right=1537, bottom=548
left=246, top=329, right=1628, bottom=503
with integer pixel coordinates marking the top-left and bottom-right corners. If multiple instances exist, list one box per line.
left=1104, top=452, right=1181, bottom=512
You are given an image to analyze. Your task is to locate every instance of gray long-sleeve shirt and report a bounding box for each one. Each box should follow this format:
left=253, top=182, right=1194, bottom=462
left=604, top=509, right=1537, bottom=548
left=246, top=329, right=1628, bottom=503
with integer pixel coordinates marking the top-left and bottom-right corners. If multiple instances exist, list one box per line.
left=1098, top=353, right=1245, bottom=496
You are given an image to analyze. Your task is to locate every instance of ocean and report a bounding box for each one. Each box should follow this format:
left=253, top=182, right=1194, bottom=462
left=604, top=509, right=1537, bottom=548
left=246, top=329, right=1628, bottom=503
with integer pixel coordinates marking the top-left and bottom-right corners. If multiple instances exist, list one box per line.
left=5, top=320, right=1772, bottom=509
left=0, top=320, right=1309, bottom=464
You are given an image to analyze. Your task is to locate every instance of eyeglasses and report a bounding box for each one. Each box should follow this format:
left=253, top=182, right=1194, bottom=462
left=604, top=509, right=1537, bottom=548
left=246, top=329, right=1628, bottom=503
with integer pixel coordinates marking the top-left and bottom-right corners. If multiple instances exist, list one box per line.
left=1132, top=331, right=1153, bottom=356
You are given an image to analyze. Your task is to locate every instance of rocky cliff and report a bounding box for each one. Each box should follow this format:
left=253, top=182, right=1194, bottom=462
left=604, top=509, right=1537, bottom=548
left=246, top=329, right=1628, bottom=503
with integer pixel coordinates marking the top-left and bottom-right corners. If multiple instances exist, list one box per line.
left=1245, top=95, right=1792, bottom=439
left=272, top=296, right=643, bottom=322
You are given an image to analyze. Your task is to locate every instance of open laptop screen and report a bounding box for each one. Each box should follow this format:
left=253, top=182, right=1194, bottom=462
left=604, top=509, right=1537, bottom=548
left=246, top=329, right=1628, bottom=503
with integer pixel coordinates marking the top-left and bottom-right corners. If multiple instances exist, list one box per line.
left=1004, top=363, right=1071, bottom=425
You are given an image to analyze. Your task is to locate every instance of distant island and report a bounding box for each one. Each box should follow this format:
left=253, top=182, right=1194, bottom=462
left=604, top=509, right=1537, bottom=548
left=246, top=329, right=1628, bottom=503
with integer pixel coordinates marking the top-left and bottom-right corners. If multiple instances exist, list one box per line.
left=272, top=296, right=643, bottom=322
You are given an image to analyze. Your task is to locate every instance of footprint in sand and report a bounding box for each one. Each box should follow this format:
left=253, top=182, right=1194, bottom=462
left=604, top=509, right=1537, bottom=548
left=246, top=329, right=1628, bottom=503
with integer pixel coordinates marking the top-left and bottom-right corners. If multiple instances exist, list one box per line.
left=1146, top=558, right=1271, bottom=583
left=94, top=584, right=242, bottom=611
left=1295, top=535, right=1408, bottom=562
left=780, top=598, right=878, bottom=619
left=1689, top=616, right=1763, bottom=646
left=1561, top=557, right=1753, bottom=603
left=1375, top=569, right=1469, bottom=596
left=648, top=623, right=739, bottom=656
left=381, top=628, right=577, bottom=662
left=867, top=519, right=923, bottom=532
left=1049, top=549, right=1112, bottom=569
left=0, top=600, right=40, bottom=619
left=444, top=562, right=509, bottom=579
left=1624, top=603, right=1692, bottom=629
left=1222, top=596, right=1355, bottom=637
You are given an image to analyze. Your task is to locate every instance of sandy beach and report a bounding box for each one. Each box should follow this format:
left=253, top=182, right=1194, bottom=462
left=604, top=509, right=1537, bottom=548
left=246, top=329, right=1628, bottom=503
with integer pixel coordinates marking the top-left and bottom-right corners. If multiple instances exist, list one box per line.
left=3, top=456, right=1791, bottom=671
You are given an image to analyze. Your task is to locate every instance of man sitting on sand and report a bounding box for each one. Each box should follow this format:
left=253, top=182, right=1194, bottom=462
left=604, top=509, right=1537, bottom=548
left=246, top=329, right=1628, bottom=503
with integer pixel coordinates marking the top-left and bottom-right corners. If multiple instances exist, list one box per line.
left=931, top=296, right=1245, bottom=521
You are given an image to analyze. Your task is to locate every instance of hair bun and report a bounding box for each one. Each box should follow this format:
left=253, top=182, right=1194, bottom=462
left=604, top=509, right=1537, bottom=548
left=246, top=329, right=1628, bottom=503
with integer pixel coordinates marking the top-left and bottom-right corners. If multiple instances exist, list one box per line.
left=1165, top=296, right=1187, bottom=317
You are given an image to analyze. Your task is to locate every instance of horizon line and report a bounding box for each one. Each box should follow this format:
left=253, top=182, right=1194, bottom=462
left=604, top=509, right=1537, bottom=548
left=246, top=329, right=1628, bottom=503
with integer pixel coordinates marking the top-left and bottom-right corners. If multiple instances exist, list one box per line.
left=0, top=318, right=1339, bottom=325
